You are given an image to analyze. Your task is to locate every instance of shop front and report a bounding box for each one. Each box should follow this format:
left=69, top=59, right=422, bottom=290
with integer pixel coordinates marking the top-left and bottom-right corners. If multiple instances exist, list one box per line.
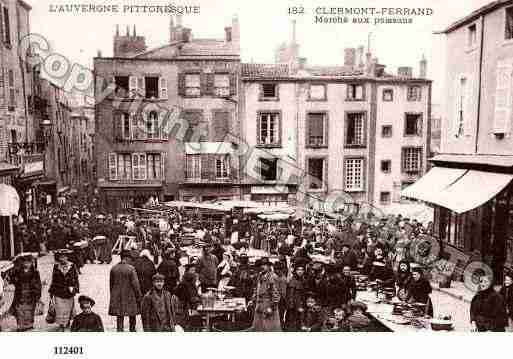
left=0, top=163, right=20, bottom=259
left=12, top=154, right=45, bottom=220
left=179, top=185, right=240, bottom=202
left=402, top=155, right=513, bottom=283
left=98, top=182, right=163, bottom=214
left=246, top=185, right=297, bottom=206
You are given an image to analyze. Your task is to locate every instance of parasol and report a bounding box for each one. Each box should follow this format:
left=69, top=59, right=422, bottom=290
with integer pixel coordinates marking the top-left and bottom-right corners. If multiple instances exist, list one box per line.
left=0, top=184, right=20, bottom=216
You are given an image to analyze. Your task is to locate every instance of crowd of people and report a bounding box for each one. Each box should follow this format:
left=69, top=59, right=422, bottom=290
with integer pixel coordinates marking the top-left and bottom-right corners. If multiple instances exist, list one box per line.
left=1, top=194, right=513, bottom=332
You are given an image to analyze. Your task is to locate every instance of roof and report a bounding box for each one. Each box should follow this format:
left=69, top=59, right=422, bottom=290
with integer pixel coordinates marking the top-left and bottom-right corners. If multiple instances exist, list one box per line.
left=241, top=63, right=429, bottom=82
left=430, top=154, right=513, bottom=167
left=436, top=0, right=513, bottom=34
left=17, top=0, right=32, bottom=10
left=133, top=38, right=239, bottom=59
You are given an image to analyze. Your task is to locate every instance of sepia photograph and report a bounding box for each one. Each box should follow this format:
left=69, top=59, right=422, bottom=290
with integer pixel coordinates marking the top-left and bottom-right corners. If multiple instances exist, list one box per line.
left=0, top=0, right=512, bottom=347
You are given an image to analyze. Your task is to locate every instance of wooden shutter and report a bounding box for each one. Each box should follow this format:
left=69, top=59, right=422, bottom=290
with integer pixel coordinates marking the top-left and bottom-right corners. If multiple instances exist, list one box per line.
left=113, top=112, right=123, bottom=141
left=201, top=154, right=209, bottom=179
left=200, top=73, right=207, bottom=96
left=132, top=153, right=139, bottom=179
left=160, top=77, right=168, bottom=99
left=139, top=153, right=147, bottom=180
left=0, top=6, right=3, bottom=44
left=0, top=66, right=4, bottom=105
left=308, top=113, right=324, bottom=145
left=417, top=114, right=423, bottom=137
left=206, top=73, right=215, bottom=95
left=464, top=74, right=474, bottom=136
left=452, top=77, right=461, bottom=138
left=159, top=111, right=167, bottom=140
left=108, top=153, right=118, bottom=180
left=160, top=152, right=166, bottom=180
left=493, top=61, right=512, bottom=134
left=178, top=73, right=186, bottom=96
left=129, top=76, right=138, bottom=98
left=229, top=73, right=237, bottom=96
left=392, top=182, right=402, bottom=203
left=138, top=77, right=145, bottom=97
left=213, top=111, right=229, bottom=141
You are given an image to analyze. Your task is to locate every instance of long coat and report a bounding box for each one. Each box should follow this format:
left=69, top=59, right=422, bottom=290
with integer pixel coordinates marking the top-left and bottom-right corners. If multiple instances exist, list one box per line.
left=11, top=268, right=42, bottom=308
left=141, top=289, right=176, bottom=332
left=252, top=271, right=281, bottom=331
left=470, top=287, right=508, bottom=331
left=108, top=261, right=142, bottom=316
left=499, top=285, right=513, bottom=319
left=134, top=257, right=156, bottom=296
left=285, top=276, right=307, bottom=331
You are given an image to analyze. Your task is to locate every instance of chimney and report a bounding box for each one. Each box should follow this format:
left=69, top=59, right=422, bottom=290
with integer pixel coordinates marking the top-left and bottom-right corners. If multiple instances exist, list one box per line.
left=298, top=57, right=307, bottom=70
left=116, top=24, right=119, bottom=37
left=97, top=50, right=102, bottom=58
left=183, top=28, right=192, bottom=42
left=398, top=66, right=413, bottom=78
left=126, top=25, right=129, bottom=36
left=176, top=14, right=183, bottom=27
left=225, top=26, right=232, bottom=42
left=365, top=51, right=373, bottom=75
left=231, top=15, right=240, bottom=52
left=344, top=48, right=356, bottom=68
left=419, top=54, right=427, bottom=79
left=357, top=45, right=365, bottom=68
left=133, top=25, right=136, bottom=37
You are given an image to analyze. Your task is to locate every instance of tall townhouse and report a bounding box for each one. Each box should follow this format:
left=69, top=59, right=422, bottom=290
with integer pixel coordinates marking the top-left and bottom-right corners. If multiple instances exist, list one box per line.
left=405, top=0, right=513, bottom=281
left=240, top=24, right=431, bottom=211
left=94, top=16, right=241, bottom=213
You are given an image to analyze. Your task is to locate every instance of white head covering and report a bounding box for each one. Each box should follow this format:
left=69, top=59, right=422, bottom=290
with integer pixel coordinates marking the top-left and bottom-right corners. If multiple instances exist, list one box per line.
left=140, top=249, right=151, bottom=259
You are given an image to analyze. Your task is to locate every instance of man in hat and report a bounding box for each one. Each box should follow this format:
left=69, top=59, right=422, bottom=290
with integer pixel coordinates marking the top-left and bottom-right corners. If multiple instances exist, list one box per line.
left=70, top=295, right=104, bottom=332
left=285, top=261, right=307, bottom=331
left=197, top=245, right=219, bottom=292
left=108, top=250, right=142, bottom=332
left=157, top=247, right=180, bottom=295
left=141, top=274, right=177, bottom=332
left=251, top=257, right=281, bottom=331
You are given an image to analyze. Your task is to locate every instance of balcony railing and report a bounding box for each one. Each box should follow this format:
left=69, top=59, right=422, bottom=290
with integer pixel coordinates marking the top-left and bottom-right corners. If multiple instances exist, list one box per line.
left=183, top=172, right=234, bottom=184
left=8, top=142, right=45, bottom=166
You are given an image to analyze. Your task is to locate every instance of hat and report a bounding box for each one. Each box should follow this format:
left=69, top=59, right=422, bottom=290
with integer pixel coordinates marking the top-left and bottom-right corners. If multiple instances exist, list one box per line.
left=55, top=249, right=73, bottom=259
left=152, top=273, right=165, bottom=281
left=120, top=249, right=132, bottom=259
left=185, top=263, right=196, bottom=271
left=78, top=295, right=95, bottom=307
left=256, top=257, right=271, bottom=267
left=350, top=301, right=368, bottom=313
left=14, top=253, right=34, bottom=263
left=273, top=261, right=286, bottom=271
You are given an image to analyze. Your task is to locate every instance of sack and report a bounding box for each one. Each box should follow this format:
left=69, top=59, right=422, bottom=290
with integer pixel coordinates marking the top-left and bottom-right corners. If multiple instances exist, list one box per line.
left=174, top=324, right=184, bottom=333
left=35, top=300, right=45, bottom=316
left=46, top=298, right=56, bottom=324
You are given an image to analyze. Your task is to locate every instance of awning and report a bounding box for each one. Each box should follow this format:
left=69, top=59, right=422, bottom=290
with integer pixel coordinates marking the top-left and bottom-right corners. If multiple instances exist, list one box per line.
left=185, top=142, right=234, bottom=155
left=0, top=184, right=20, bottom=216
left=430, top=154, right=513, bottom=168
left=433, top=170, right=513, bottom=214
left=401, top=167, right=467, bottom=202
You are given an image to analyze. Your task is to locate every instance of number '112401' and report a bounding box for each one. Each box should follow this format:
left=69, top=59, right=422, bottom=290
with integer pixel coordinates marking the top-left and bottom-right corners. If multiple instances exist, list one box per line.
left=54, top=346, right=84, bottom=355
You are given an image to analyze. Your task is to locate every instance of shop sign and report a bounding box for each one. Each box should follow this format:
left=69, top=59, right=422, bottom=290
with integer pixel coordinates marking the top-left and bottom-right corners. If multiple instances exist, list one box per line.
left=23, top=160, right=44, bottom=176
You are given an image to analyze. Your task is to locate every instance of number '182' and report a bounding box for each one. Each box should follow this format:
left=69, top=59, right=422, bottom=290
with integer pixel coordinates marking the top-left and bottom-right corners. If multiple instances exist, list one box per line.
left=288, top=6, right=304, bottom=15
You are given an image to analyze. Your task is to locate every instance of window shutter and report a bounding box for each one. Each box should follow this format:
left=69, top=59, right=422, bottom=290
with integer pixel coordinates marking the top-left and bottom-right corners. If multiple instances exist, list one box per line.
left=464, top=74, right=474, bottom=136
left=493, top=61, right=512, bottom=134
left=208, top=154, right=216, bottom=180
left=132, top=153, right=139, bottom=179
left=159, top=111, right=167, bottom=140
left=206, top=73, right=215, bottom=95
left=129, top=76, right=138, bottom=98
left=178, top=73, right=185, bottom=96
left=160, top=152, right=166, bottom=180
left=229, top=73, right=237, bottom=96
left=417, top=115, right=423, bottom=137
left=201, top=154, right=209, bottom=179
left=200, top=73, right=207, bottom=96
left=392, top=182, right=402, bottom=203
left=108, top=153, right=118, bottom=180
left=139, top=153, right=147, bottom=180
left=138, top=77, right=145, bottom=97
left=0, top=67, right=4, bottom=105
left=159, top=77, right=168, bottom=99
left=113, top=112, right=122, bottom=142
left=0, top=7, right=4, bottom=44
left=356, top=85, right=363, bottom=100
left=213, top=111, right=229, bottom=141
left=451, top=77, right=461, bottom=138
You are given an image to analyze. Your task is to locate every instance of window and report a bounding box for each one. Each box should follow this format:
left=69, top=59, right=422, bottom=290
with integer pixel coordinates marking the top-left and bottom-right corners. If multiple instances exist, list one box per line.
left=468, top=24, right=477, bottom=47
left=380, top=192, right=391, bottom=204
left=309, top=84, right=326, bottom=100
left=215, top=155, right=230, bottom=178
left=260, top=83, right=278, bottom=100
left=382, top=125, right=392, bottom=138
left=456, top=77, right=466, bottom=137
left=381, top=160, right=391, bottom=173
left=308, top=158, right=325, bottom=190
left=506, top=7, right=513, bottom=40
left=345, top=112, right=365, bottom=147
left=132, top=153, right=147, bottom=180
left=307, top=112, right=327, bottom=147
left=185, top=74, right=201, bottom=96
left=145, top=76, right=159, bottom=99
left=213, top=111, right=230, bottom=141
left=383, top=89, right=393, bottom=102
left=2, top=6, right=10, bottom=46
left=117, top=153, right=132, bottom=180
left=257, top=112, right=280, bottom=146
left=108, top=153, right=117, bottom=180
left=407, top=86, right=422, bottom=101
left=114, top=76, right=129, bottom=97
left=182, top=111, right=208, bottom=142
left=8, top=69, right=15, bottom=110
left=186, top=154, right=201, bottom=179
left=147, top=153, right=162, bottom=180
left=214, top=74, right=230, bottom=97
left=259, top=157, right=278, bottom=181
left=402, top=147, right=422, bottom=173
left=404, top=113, right=422, bottom=136
left=344, top=158, right=364, bottom=192
left=145, top=111, right=160, bottom=140
left=347, top=84, right=364, bottom=101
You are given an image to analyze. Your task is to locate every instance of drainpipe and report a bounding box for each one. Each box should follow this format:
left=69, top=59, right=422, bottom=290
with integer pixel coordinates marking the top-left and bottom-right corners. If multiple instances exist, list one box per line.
left=474, top=15, right=484, bottom=154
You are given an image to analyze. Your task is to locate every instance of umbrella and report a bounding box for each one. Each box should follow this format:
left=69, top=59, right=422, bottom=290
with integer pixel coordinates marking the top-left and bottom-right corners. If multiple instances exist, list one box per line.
left=257, top=213, right=290, bottom=221
left=0, top=184, right=20, bottom=216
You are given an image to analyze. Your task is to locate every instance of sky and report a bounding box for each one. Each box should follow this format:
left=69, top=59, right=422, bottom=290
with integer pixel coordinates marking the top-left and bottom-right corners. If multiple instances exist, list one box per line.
left=27, top=0, right=494, bottom=106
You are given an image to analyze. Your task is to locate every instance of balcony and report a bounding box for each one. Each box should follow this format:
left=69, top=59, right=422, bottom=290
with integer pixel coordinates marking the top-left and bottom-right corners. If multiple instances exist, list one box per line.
left=183, top=172, right=234, bottom=185
left=8, top=142, right=46, bottom=178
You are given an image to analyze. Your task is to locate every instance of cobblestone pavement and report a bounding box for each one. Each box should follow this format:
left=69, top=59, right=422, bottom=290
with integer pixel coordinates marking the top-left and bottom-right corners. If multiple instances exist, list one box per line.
left=1, top=254, right=472, bottom=332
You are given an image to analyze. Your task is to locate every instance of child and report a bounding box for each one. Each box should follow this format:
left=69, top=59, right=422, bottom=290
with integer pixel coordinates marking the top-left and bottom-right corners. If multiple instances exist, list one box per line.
left=347, top=301, right=371, bottom=332
left=301, top=293, right=324, bottom=332
left=323, top=307, right=350, bottom=332
left=70, top=295, right=104, bottom=332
